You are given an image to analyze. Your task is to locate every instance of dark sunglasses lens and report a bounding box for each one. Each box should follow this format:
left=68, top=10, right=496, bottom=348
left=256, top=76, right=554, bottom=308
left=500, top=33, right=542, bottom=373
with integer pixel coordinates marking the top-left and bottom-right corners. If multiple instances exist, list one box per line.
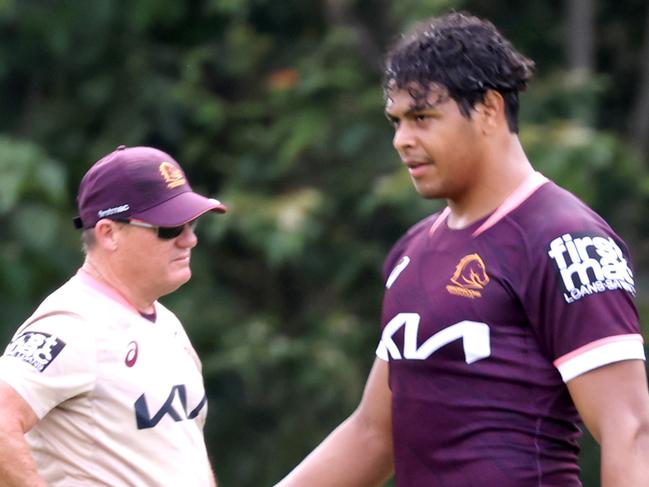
left=157, top=225, right=185, bottom=240
left=156, top=221, right=197, bottom=240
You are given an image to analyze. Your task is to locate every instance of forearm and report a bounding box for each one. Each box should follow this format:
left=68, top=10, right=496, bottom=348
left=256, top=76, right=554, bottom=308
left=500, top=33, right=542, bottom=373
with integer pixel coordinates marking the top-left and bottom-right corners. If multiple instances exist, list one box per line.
left=601, top=425, right=649, bottom=487
left=209, top=464, right=218, bottom=487
left=275, top=410, right=393, bottom=487
left=567, top=360, right=649, bottom=487
left=0, top=427, right=47, bottom=487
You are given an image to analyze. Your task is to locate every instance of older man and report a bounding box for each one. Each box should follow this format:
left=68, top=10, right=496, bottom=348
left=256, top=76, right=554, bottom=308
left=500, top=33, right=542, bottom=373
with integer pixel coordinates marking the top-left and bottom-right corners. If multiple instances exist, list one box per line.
left=0, top=145, right=226, bottom=486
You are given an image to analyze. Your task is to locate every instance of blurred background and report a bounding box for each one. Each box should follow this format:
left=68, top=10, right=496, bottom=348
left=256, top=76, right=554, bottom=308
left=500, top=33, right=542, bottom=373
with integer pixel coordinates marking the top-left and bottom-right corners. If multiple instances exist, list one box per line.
left=1, top=0, right=649, bottom=485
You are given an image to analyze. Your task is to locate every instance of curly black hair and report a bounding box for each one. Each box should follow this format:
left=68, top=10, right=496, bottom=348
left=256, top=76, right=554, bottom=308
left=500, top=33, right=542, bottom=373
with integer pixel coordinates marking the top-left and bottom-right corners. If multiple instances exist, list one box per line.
left=384, top=12, right=535, bottom=133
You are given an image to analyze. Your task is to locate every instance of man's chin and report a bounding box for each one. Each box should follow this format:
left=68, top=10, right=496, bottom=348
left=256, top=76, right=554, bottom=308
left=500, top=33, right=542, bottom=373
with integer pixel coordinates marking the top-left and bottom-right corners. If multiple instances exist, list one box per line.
left=413, top=183, right=443, bottom=200
left=167, top=270, right=192, bottom=293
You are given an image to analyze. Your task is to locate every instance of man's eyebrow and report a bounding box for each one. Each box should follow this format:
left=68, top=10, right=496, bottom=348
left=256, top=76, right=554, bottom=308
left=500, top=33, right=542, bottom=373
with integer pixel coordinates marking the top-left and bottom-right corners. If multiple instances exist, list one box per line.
left=386, top=104, right=440, bottom=119
left=411, top=92, right=449, bottom=112
left=408, top=103, right=438, bottom=113
left=384, top=110, right=398, bottom=120
left=384, top=93, right=448, bottom=119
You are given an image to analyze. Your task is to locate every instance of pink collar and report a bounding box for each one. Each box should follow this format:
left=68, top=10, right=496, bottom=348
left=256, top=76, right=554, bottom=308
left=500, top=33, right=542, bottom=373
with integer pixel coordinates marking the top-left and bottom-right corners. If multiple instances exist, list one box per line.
left=76, top=268, right=153, bottom=316
left=429, top=171, right=549, bottom=237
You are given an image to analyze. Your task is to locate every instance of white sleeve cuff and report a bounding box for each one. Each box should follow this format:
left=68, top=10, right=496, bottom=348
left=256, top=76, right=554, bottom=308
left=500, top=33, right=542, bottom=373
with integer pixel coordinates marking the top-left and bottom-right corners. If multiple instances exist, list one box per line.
left=554, top=334, right=646, bottom=382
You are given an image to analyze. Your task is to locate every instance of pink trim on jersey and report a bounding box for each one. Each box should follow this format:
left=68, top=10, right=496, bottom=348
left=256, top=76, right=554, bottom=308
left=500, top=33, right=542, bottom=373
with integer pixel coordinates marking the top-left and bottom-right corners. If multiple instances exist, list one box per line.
left=428, top=172, right=548, bottom=238
left=428, top=207, right=451, bottom=236
left=553, top=333, right=645, bottom=367
left=77, top=268, right=142, bottom=315
left=472, top=172, right=548, bottom=237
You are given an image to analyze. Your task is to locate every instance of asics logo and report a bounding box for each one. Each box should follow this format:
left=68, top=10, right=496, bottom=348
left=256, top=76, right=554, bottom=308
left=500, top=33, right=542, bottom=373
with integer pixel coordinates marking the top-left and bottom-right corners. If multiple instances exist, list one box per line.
left=386, top=256, right=410, bottom=289
left=125, top=341, right=138, bottom=367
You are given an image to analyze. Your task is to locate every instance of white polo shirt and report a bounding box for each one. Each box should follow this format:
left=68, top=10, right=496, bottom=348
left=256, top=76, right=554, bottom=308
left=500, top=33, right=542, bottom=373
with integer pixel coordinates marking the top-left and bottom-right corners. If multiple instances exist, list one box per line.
left=0, top=270, right=213, bottom=486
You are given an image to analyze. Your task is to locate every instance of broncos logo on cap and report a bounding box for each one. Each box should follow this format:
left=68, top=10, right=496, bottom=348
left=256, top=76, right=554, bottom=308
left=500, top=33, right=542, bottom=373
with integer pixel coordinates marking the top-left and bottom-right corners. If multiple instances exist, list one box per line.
left=159, top=162, right=186, bottom=189
left=446, top=253, right=490, bottom=298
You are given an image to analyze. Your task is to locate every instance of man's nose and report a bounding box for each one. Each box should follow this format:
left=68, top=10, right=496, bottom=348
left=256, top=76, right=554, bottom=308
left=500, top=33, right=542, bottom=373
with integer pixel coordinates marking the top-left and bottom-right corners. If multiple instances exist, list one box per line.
left=393, top=123, right=415, bottom=152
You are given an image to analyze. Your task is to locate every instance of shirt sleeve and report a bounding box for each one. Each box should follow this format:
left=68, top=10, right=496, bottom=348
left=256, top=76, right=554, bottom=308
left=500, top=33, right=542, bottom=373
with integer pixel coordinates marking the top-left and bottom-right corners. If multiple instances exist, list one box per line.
left=522, top=228, right=645, bottom=382
left=0, top=312, right=97, bottom=419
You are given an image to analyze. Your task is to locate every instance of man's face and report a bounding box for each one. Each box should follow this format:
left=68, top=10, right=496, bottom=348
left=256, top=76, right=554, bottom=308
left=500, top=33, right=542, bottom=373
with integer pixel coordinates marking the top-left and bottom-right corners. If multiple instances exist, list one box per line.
left=384, top=85, right=483, bottom=201
left=113, top=221, right=198, bottom=301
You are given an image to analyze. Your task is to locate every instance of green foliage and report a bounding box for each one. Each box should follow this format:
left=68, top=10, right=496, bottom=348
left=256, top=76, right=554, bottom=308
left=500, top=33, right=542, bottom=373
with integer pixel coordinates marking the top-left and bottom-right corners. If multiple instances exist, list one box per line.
left=523, top=117, right=649, bottom=271
left=1, top=1, right=649, bottom=485
left=0, top=137, right=78, bottom=344
left=523, top=70, right=609, bottom=126
left=0, top=137, right=66, bottom=212
left=389, top=0, right=461, bottom=26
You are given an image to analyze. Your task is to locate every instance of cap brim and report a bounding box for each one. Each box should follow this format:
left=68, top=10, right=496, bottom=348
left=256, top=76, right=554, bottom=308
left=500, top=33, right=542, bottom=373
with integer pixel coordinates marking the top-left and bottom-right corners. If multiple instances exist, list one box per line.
left=132, top=191, right=227, bottom=227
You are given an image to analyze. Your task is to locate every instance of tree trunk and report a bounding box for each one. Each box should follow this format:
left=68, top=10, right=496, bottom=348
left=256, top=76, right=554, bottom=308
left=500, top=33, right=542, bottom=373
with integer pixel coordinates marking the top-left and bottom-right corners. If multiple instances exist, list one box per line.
left=324, top=0, right=383, bottom=75
left=566, top=0, right=595, bottom=73
left=627, top=6, right=649, bottom=161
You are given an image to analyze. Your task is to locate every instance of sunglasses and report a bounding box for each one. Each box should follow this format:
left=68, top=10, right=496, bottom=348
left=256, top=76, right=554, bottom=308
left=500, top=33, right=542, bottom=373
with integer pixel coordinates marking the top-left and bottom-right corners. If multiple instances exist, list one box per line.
left=114, top=218, right=198, bottom=240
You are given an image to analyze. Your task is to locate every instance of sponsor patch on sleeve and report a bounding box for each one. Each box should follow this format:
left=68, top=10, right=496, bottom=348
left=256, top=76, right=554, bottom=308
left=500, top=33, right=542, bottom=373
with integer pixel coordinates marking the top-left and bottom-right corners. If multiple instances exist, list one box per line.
left=547, top=232, right=635, bottom=303
left=3, top=332, right=66, bottom=372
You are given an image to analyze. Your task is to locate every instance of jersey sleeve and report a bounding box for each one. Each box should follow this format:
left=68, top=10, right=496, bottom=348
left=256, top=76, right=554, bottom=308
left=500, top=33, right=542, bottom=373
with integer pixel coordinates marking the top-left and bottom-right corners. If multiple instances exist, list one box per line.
left=0, top=312, right=97, bottom=419
left=521, top=228, right=644, bottom=382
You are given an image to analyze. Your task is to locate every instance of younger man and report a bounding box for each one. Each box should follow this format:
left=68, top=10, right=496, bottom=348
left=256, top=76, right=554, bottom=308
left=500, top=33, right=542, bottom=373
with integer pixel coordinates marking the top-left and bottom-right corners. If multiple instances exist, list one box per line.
left=277, top=12, right=649, bottom=486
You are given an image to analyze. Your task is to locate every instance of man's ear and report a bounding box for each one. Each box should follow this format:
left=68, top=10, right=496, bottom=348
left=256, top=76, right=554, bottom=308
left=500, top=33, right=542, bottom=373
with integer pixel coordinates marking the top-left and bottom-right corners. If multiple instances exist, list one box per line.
left=475, top=89, right=505, bottom=133
left=94, top=219, right=120, bottom=251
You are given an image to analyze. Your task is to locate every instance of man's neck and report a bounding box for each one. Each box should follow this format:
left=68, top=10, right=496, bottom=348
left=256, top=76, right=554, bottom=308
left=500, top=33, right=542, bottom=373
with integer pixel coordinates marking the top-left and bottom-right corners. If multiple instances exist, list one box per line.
left=81, top=258, right=156, bottom=314
left=446, top=136, right=533, bottom=229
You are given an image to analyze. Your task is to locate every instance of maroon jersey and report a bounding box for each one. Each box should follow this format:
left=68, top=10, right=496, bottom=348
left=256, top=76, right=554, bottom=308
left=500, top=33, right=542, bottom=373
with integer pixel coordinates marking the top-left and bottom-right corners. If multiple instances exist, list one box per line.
left=378, top=173, right=644, bottom=486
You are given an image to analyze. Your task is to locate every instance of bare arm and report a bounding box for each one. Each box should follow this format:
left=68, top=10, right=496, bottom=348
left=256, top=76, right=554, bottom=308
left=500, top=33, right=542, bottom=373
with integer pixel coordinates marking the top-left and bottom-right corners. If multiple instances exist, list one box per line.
left=567, top=359, right=649, bottom=486
left=275, top=359, right=394, bottom=487
left=0, top=380, right=47, bottom=487
left=209, top=464, right=218, bottom=487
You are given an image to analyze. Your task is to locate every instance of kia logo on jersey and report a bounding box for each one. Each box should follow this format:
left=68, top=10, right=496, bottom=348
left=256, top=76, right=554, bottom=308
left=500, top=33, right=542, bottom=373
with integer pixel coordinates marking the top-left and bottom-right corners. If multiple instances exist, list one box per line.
left=125, top=341, right=139, bottom=367
left=376, top=313, right=491, bottom=363
left=134, top=385, right=207, bottom=429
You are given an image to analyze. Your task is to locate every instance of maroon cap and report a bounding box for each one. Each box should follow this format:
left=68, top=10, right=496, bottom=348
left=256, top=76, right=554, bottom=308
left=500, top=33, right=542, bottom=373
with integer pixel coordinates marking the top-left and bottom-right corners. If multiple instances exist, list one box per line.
left=74, top=145, right=227, bottom=229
